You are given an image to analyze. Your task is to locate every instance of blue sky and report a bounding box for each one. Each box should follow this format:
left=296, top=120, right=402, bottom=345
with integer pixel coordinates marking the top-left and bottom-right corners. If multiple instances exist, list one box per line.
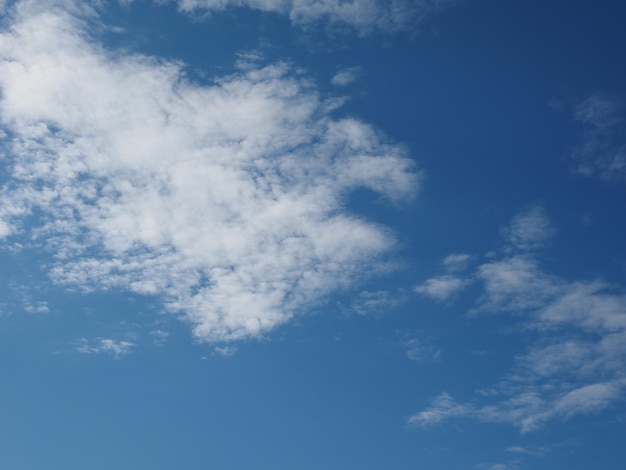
left=0, top=0, right=625, bottom=468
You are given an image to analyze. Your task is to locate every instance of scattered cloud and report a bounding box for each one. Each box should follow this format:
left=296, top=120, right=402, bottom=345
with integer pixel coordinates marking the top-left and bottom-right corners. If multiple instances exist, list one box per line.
left=151, top=0, right=462, bottom=34
left=0, top=1, right=418, bottom=342
left=416, top=252, right=472, bottom=301
left=410, top=207, right=626, bottom=432
left=23, top=300, right=49, bottom=314
left=150, top=329, right=169, bottom=346
left=76, top=337, right=135, bottom=359
left=570, top=93, right=626, bottom=181
left=3, top=281, right=51, bottom=314
left=331, top=67, right=361, bottom=86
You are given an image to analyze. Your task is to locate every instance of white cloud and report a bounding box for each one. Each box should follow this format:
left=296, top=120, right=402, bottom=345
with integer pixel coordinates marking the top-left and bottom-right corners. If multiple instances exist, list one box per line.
left=571, top=93, right=626, bottom=181
left=331, top=67, right=361, bottom=86
left=410, top=208, right=626, bottom=432
left=140, top=0, right=461, bottom=34
left=415, top=275, right=469, bottom=301
left=0, top=1, right=418, bottom=342
left=76, top=337, right=135, bottom=359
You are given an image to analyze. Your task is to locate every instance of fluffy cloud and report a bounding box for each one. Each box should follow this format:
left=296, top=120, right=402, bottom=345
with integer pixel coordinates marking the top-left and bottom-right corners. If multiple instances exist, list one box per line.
left=410, top=207, right=626, bottom=432
left=0, top=1, right=418, bottom=342
left=145, top=0, right=460, bottom=34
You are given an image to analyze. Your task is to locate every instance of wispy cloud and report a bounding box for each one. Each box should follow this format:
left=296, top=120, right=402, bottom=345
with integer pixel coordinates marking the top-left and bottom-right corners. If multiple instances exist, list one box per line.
left=474, top=464, right=519, bottom=470
left=505, top=445, right=545, bottom=457
left=0, top=1, right=419, bottom=342
left=76, top=337, right=135, bottom=359
left=408, top=392, right=471, bottom=427
left=214, top=345, right=237, bottom=357
left=150, top=329, right=169, bottom=346
left=152, top=0, right=461, bottom=34
left=442, top=252, right=471, bottom=271
left=331, top=67, right=361, bottom=86
left=402, top=336, right=440, bottom=362
left=502, top=205, right=554, bottom=251
left=410, top=207, right=626, bottom=432
left=570, top=93, right=626, bottom=181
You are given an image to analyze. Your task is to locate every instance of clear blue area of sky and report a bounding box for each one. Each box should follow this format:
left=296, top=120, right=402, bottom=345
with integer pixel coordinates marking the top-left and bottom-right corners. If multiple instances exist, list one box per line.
left=0, top=0, right=625, bottom=469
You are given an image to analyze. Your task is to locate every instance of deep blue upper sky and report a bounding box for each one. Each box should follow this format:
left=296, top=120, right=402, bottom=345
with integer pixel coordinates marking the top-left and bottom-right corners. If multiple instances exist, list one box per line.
left=0, top=0, right=625, bottom=469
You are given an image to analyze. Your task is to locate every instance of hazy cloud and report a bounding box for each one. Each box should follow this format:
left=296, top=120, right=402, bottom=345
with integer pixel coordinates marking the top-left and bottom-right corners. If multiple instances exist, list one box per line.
left=442, top=252, right=471, bottom=271
left=331, top=67, right=361, bottom=86
left=502, top=205, right=554, bottom=251
left=402, top=337, right=440, bottom=362
left=571, top=93, right=626, bottom=181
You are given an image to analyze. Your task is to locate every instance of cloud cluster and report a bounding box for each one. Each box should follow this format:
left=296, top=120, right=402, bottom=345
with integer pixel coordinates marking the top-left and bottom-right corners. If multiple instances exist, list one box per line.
left=0, top=1, right=418, bottom=342
left=145, top=0, right=460, bottom=34
left=412, top=206, right=626, bottom=432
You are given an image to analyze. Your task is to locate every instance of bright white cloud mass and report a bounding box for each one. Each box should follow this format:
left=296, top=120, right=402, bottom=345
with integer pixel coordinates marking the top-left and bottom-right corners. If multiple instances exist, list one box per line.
left=0, top=0, right=417, bottom=342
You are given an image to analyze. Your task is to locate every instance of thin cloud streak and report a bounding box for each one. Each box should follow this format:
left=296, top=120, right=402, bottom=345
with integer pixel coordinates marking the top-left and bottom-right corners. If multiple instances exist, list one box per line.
left=0, top=1, right=419, bottom=342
